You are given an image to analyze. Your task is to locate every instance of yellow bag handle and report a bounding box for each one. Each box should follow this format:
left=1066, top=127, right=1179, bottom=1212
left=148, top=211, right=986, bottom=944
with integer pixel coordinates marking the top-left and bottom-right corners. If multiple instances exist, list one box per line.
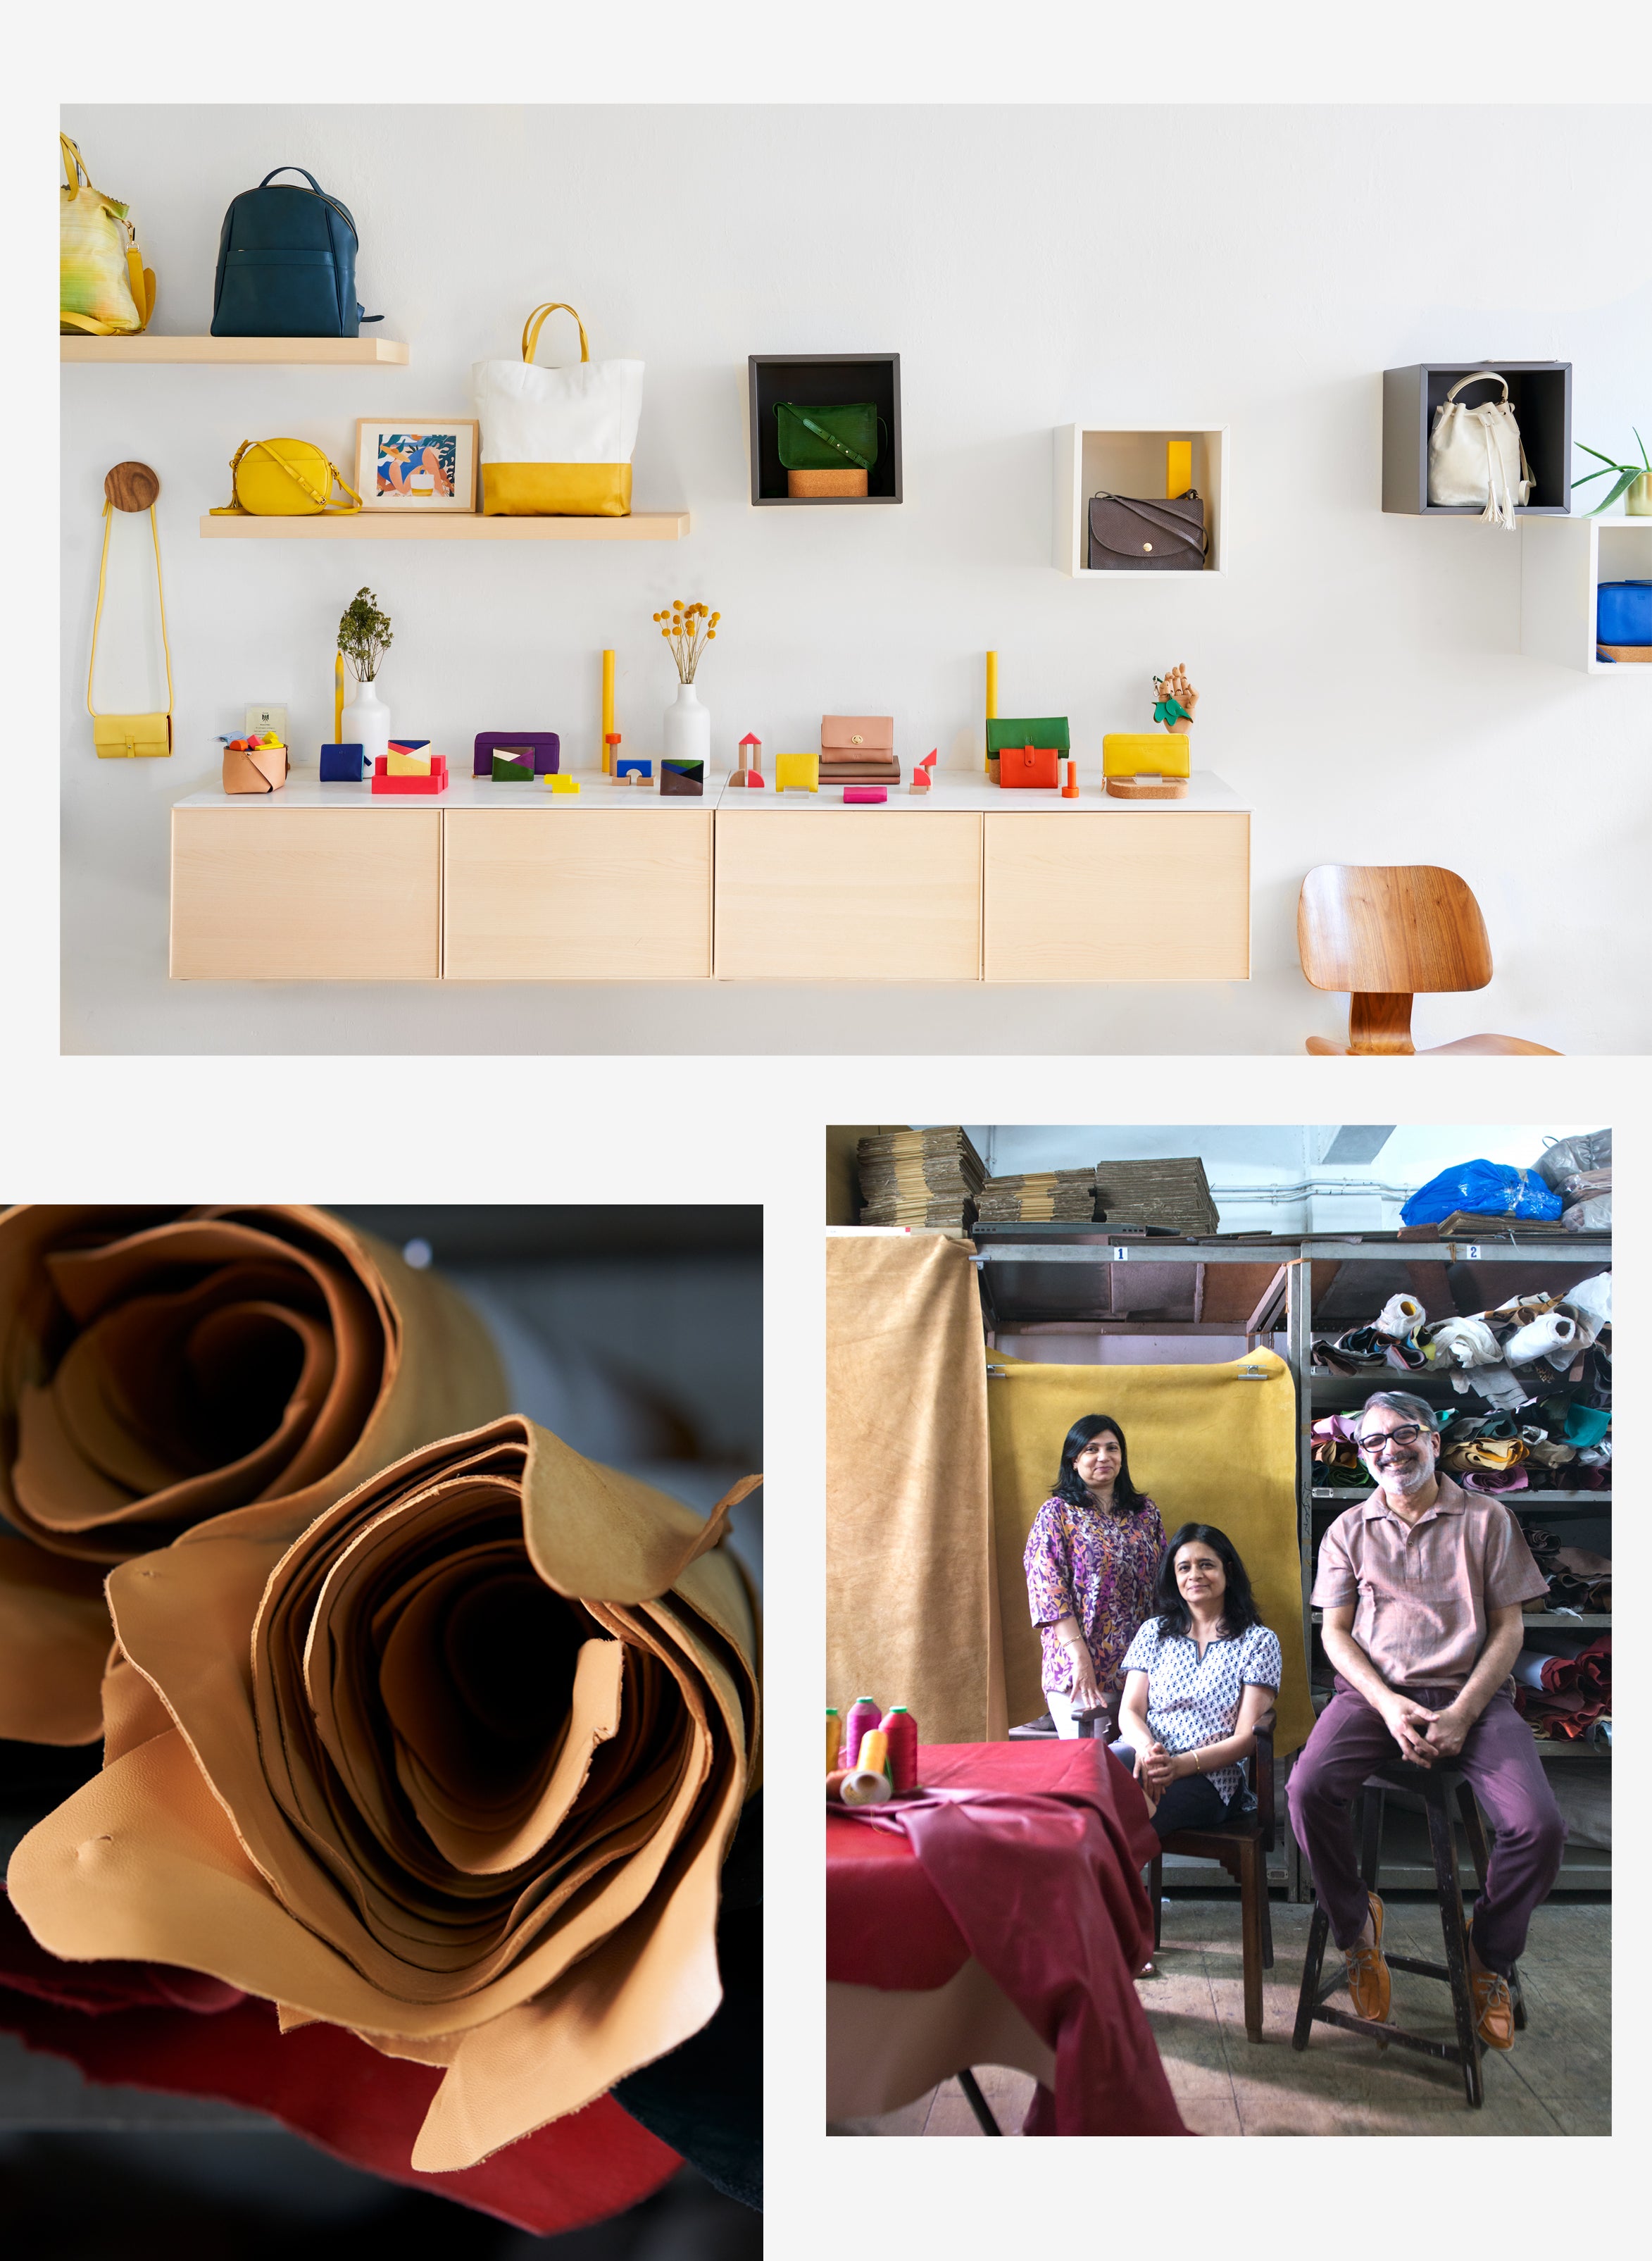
left=209, top=439, right=363, bottom=516
left=521, top=302, right=590, bottom=366
left=87, top=499, right=173, bottom=721
left=61, top=134, right=91, bottom=199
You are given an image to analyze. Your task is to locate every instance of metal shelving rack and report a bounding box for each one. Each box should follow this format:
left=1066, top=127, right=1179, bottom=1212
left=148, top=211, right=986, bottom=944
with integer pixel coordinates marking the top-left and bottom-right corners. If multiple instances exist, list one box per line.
left=971, top=1226, right=1611, bottom=1902
left=1287, top=1237, right=1610, bottom=1900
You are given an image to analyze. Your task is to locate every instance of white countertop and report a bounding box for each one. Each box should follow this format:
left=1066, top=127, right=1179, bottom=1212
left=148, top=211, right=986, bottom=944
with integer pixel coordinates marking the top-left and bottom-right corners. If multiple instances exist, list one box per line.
left=176, top=768, right=1245, bottom=814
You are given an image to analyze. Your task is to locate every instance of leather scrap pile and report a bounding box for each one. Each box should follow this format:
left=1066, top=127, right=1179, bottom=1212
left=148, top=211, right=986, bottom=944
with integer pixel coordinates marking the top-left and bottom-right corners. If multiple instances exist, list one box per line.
left=1538, top=1127, right=1611, bottom=1233
left=1513, top=1624, right=1610, bottom=1743
left=856, top=1127, right=987, bottom=1228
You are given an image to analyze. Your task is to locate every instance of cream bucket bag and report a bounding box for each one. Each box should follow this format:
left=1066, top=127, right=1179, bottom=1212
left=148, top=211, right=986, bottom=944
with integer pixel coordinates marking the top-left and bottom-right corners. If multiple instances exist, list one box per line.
left=1427, top=371, right=1534, bottom=529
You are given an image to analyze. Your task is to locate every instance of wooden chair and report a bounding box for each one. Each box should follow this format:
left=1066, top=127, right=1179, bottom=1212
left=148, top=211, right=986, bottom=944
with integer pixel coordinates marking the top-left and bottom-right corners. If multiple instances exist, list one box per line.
left=1146, top=1707, right=1277, bottom=2043
left=1297, top=866, right=1562, bottom=1055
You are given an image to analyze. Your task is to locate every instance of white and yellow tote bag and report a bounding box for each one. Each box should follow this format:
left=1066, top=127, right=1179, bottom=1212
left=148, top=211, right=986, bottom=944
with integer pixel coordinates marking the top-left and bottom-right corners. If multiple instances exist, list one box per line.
left=473, top=303, right=643, bottom=517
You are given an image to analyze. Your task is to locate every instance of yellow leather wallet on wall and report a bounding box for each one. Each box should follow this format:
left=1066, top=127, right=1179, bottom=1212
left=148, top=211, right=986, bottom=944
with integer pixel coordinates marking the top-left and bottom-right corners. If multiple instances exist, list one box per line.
left=87, top=499, right=173, bottom=759
left=210, top=438, right=362, bottom=516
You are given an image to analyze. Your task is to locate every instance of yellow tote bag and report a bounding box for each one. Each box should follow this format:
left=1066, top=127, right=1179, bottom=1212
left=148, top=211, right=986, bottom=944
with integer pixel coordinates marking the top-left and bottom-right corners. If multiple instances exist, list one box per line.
left=473, top=303, right=643, bottom=517
left=209, top=439, right=362, bottom=517
left=60, top=134, right=155, bottom=337
left=87, top=497, right=172, bottom=759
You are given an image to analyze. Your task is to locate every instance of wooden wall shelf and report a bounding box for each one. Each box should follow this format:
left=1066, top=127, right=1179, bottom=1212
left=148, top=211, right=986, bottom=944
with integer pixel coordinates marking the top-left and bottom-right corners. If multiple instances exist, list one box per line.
left=199, top=511, right=689, bottom=542
left=1054, top=425, right=1228, bottom=576
left=63, top=335, right=411, bottom=365
left=1521, top=514, right=1652, bottom=673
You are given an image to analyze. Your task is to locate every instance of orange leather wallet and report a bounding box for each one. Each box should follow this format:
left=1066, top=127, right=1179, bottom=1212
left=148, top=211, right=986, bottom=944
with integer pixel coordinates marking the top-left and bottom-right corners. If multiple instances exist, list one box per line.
left=998, top=743, right=1060, bottom=789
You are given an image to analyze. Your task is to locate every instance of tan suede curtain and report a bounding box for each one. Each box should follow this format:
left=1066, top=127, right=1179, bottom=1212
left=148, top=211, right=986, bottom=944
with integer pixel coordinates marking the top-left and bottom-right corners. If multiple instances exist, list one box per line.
left=988, top=1354, right=1314, bottom=1757
left=826, top=1237, right=1005, bottom=1745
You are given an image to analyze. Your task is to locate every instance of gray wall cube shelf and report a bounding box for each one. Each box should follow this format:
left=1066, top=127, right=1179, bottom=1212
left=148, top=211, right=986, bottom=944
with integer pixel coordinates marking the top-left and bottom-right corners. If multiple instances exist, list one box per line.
left=1382, top=361, right=1572, bottom=516
left=747, top=353, right=902, bottom=505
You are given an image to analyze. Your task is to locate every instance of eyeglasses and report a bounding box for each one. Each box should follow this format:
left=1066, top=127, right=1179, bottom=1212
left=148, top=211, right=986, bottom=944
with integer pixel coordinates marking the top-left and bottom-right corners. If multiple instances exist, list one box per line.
left=1358, top=1424, right=1429, bottom=1452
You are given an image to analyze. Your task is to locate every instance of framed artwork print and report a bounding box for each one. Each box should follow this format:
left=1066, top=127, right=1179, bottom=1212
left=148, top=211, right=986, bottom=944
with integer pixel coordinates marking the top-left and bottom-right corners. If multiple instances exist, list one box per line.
left=356, top=420, right=479, bottom=512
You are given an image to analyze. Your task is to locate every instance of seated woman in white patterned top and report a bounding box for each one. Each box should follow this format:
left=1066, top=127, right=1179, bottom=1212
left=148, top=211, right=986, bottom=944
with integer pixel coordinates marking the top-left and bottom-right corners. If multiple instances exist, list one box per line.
left=1117, top=1524, right=1282, bottom=1842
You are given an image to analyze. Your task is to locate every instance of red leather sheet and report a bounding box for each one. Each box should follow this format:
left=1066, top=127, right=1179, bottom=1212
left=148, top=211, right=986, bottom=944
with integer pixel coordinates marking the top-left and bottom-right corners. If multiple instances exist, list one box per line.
left=0, top=1890, right=679, bottom=2236
left=827, top=1741, right=1187, bottom=2136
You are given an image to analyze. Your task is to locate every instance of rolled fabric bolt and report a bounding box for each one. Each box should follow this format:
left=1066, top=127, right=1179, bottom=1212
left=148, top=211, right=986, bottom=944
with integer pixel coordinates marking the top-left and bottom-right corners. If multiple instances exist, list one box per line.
left=840, top=1767, right=891, bottom=1806
left=856, top=1728, right=890, bottom=1783
left=826, top=1769, right=849, bottom=1802
left=826, top=1707, right=841, bottom=1774
left=1376, top=1293, right=1425, bottom=1341
left=843, top=1697, right=880, bottom=1769
left=1505, top=1312, right=1579, bottom=1368
left=879, top=1705, right=918, bottom=1793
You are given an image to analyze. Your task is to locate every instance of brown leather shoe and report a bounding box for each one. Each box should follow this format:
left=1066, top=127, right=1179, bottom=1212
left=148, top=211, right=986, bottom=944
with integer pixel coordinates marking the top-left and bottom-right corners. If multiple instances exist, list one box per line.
left=1344, top=1891, right=1391, bottom=2023
left=1470, top=1966, right=1515, bottom=2050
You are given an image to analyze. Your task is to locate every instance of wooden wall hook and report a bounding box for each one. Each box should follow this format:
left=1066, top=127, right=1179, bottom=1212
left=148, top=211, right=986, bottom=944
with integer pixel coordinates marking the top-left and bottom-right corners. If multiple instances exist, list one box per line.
left=105, top=461, right=161, bottom=511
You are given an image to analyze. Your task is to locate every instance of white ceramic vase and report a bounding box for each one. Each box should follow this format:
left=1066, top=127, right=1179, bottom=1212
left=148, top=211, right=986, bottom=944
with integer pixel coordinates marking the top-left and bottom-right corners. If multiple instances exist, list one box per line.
left=342, top=678, right=392, bottom=768
left=663, top=680, right=711, bottom=770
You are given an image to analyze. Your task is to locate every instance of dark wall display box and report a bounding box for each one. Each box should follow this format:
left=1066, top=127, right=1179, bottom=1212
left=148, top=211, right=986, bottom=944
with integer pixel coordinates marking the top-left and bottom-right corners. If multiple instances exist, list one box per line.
left=748, top=354, right=902, bottom=506
left=1382, top=361, right=1572, bottom=515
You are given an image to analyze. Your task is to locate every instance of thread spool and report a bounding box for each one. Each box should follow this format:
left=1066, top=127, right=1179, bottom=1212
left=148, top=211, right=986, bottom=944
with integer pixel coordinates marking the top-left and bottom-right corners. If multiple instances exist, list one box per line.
left=843, top=1698, right=880, bottom=1769
left=856, top=1729, right=890, bottom=1782
left=879, top=1706, right=917, bottom=1793
left=826, top=1707, right=841, bottom=1774
left=841, top=1767, right=891, bottom=1806
left=827, top=1769, right=849, bottom=1802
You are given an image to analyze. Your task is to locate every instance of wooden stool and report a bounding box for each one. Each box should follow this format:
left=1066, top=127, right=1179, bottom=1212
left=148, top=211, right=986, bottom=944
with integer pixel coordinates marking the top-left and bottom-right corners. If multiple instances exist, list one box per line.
left=1291, top=1759, right=1526, bottom=2107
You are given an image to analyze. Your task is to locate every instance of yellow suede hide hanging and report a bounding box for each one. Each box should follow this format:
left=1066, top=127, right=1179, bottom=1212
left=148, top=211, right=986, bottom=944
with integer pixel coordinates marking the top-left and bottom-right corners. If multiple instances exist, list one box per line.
left=988, top=1354, right=1313, bottom=1757
left=826, top=1236, right=1006, bottom=1745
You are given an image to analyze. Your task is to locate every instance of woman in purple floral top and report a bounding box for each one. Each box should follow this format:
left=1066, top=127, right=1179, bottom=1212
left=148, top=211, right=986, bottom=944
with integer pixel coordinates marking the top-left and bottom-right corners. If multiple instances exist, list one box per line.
left=1024, top=1414, right=1167, bottom=1738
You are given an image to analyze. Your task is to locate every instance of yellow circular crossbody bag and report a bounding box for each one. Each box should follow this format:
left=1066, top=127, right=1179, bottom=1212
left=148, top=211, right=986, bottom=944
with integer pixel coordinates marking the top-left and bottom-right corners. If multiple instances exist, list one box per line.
left=210, top=438, right=362, bottom=516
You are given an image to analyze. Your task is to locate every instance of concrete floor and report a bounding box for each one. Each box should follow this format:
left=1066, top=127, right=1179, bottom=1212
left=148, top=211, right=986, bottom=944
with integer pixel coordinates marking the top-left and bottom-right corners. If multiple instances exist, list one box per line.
left=833, top=1895, right=1610, bottom=2137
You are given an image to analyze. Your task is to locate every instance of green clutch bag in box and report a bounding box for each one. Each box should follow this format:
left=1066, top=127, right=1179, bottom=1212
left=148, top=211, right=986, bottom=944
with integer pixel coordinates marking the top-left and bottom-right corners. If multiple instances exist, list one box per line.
left=987, top=716, right=1070, bottom=755
left=775, top=401, right=881, bottom=472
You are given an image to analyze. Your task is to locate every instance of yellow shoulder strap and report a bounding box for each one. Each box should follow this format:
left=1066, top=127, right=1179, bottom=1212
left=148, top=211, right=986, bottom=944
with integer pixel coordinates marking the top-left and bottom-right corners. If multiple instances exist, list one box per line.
left=87, top=499, right=173, bottom=719
left=521, top=302, right=590, bottom=366
left=60, top=134, right=89, bottom=199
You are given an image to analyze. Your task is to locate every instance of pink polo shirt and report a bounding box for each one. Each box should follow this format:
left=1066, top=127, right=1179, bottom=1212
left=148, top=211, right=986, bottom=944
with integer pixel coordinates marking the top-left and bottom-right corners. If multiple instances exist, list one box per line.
left=1312, top=1474, right=1548, bottom=1693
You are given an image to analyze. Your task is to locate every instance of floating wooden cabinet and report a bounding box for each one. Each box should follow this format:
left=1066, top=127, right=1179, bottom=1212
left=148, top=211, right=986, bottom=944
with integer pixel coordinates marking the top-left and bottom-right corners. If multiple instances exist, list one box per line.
left=170, top=809, right=440, bottom=980
left=748, top=354, right=902, bottom=505
left=983, top=811, right=1250, bottom=982
left=1382, top=362, right=1572, bottom=515
left=443, top=810, right=713, bottom=980
left=1054, top=425, right=1228, bottom=576
left=714, top=811, right=980, bottom=979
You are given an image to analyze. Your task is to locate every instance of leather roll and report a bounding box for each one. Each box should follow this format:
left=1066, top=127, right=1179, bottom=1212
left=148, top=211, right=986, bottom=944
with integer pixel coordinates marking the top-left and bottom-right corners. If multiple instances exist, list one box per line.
left=0, top=1205, right=509, bottom=1743
left=8, top=1417, right=761, bottom=2178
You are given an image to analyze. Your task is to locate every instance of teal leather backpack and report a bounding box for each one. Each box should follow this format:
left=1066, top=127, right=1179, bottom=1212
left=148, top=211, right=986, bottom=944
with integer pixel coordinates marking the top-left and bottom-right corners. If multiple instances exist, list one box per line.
left=211, top=166, right=382, bottom=338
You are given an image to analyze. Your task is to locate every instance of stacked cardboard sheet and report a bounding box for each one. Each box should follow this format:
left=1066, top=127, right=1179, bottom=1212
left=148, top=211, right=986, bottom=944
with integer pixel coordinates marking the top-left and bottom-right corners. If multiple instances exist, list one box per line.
left=975, top=1170, right=1096, bottom=1224
left=1092, top=1157, right=1220, bottom=1235
left=857, top=1128, right=987, bottom=1228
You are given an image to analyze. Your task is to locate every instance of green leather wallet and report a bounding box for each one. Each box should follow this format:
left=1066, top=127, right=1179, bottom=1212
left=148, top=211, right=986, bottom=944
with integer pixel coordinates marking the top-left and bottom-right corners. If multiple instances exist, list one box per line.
left=987, top=716, right=1070, bottom=754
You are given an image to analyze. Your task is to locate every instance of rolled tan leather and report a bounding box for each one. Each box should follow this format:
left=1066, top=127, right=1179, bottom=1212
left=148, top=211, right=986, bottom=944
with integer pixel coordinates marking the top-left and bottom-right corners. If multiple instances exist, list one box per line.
left=0, top=1206, right=509, bottom=1743
left=8, top=1419, right=760, bottom=2174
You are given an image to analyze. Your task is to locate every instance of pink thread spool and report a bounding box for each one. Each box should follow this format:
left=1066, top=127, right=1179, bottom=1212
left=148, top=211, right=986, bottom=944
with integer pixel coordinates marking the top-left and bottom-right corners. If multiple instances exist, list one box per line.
left=880, top=1705, right=918, bottom=1793
left=843, top=1697, right=881, bottom=1769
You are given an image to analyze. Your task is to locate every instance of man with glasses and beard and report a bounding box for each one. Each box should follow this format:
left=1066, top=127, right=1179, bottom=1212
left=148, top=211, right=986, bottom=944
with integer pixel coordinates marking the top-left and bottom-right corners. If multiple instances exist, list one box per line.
left=1286, top=1390, right=1565, bottom=2053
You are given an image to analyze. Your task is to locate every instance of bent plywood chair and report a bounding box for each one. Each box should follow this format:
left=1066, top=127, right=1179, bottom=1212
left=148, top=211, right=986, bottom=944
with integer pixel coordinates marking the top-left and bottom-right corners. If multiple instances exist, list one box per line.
left=1297, top=866, right=1562, bottom=1056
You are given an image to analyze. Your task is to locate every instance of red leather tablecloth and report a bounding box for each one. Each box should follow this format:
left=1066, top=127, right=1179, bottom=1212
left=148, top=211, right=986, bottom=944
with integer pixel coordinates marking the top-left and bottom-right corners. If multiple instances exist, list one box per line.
left=0, top=1889, right=679, bottom=2234
left=826, top=1740, right=1187, bottom=2136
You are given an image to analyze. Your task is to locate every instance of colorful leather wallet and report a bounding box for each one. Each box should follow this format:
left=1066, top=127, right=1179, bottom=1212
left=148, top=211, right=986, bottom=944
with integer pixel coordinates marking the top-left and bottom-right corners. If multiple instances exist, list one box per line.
left=473, top=731, right=561, bottom=778
left=997, top=743, right=1060, bottom=789
left=661, top=760, right=703, bottom=797
left=491, top=753, right=535, bottom=782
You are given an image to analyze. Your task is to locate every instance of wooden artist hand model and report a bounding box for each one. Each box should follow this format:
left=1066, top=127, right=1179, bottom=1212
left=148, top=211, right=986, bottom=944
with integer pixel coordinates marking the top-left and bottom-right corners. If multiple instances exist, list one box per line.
left=1153, top=664, right=1199, bottom=735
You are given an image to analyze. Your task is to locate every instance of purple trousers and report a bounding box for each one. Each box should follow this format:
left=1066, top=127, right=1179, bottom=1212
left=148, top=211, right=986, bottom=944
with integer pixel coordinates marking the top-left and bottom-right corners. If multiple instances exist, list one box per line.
left=1286, top=1677, right=1566, bottom=1978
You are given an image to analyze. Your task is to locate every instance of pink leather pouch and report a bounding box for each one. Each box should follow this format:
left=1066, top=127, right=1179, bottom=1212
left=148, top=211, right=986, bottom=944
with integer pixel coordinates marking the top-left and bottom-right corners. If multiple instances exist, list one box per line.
left=821, top=714, right=894, bottom=761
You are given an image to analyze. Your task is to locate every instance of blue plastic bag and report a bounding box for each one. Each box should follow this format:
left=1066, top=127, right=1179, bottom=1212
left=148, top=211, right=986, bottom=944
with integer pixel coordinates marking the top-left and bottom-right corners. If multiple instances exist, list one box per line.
left=1401, top=1162, right=1563, bottom=1227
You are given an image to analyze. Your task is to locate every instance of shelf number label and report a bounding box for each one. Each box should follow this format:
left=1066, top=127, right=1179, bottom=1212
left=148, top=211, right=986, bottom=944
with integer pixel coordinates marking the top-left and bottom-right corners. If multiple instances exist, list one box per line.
left=1465, top=1244, right=1482, bottom=1260
left=1110, top=1246, right=1130, bottom=1261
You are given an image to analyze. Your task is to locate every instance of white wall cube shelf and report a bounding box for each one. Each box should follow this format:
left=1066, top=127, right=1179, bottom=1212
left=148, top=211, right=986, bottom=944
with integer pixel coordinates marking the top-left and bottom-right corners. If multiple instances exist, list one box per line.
left=1520, top=515, right=1652, bottom=674
left=1054, top=425, right=1227, bottom=578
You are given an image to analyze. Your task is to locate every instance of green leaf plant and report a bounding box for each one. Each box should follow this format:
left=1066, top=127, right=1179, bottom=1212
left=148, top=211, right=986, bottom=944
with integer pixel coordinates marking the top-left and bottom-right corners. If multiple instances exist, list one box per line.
left=1574, top=431, right=1651, bottom=515
left=337, top=587, right=394, bottom=683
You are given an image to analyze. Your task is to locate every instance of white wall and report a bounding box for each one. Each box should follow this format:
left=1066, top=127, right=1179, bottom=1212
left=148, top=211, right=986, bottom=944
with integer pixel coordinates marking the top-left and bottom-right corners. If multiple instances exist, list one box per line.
left=61, top=103, right=1652, bottom=1056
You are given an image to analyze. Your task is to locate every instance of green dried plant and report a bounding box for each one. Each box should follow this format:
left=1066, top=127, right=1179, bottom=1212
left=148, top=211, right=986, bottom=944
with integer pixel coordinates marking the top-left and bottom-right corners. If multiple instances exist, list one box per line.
left=337, top=586, right=394, bottom=682
left=1574, top=432, right=1650, bottom=515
